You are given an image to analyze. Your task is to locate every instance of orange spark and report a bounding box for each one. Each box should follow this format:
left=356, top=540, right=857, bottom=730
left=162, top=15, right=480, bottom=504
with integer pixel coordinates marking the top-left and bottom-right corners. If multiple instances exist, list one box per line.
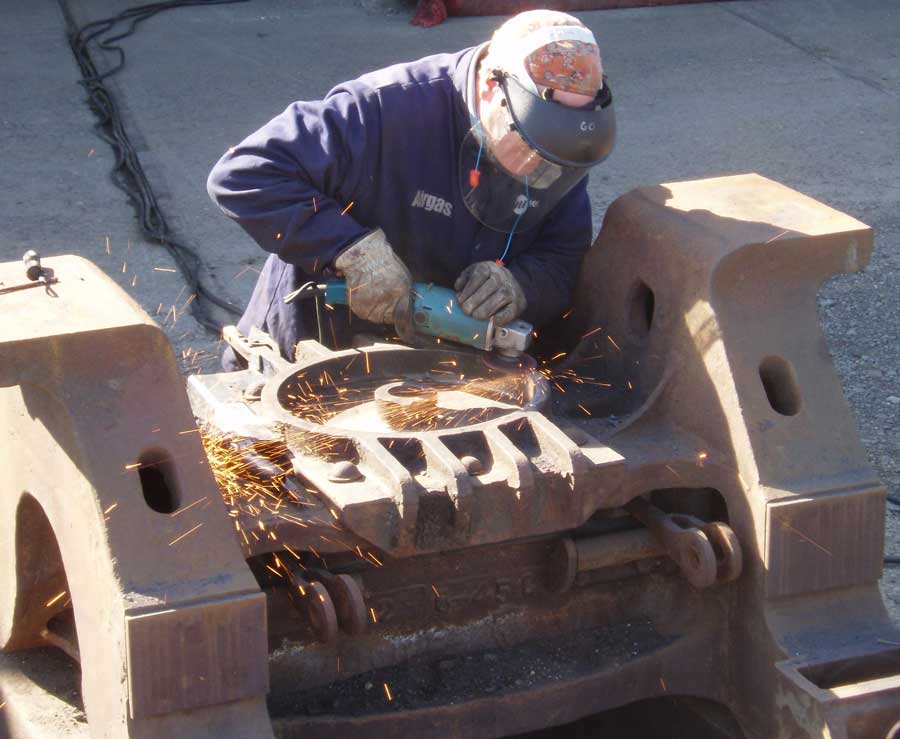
left=607, top=335, right=621, bottom=351
left=168, top=523, right=203, bottom=546
left=578, top=404, right=591, bottom=416
left=431, top=584, right=440, bottom=598
left=124, top=462, right=142, bottom=470
left=370, top=607, right=378, bottom=623
left=279, top=514, right=309, bottom=528
left=45, top=591, right=67, bottom=608
left=665, top=464, right=682, bottom=479
left=581, top=326, right=603, bottom=340
left=340, top=201, right=355, bottom=216
left=103, top=502, right=118, bottom=515
left=776, top=517, right=832, bottom=557
left=169, top=496, right=208, bottom=518
left=550, top=352, right=566, bottom=361
left=154, top=267, right=177, bottom=273
left=383, top=683, right=393, bottom=701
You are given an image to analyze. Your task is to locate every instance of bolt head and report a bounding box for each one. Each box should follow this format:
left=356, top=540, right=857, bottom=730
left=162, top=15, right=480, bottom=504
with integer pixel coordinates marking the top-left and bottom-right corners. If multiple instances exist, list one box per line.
left=460, top=455, right=483, bottom=475
left=328, top=460, right=362, bottom=483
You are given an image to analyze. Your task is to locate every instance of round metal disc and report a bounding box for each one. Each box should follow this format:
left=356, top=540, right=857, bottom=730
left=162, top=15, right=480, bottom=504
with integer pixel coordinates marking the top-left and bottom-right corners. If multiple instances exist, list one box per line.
left=303, top=581, right=339, bottom=643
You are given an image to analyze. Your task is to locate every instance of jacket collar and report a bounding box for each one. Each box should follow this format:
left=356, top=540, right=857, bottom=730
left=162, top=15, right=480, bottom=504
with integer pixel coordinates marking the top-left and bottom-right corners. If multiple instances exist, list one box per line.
left=453, top=43, right=489, bottom=134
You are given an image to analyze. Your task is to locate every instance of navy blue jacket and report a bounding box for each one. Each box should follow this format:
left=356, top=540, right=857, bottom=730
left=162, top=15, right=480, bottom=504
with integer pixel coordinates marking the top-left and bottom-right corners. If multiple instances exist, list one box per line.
left=207, top=46, right=593, bottom=364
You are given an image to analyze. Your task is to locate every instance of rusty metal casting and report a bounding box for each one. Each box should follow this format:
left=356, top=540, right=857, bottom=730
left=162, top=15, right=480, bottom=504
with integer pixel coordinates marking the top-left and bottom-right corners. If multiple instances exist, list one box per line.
left=2, top=174, right=898, bottom=738
left=0, top=256, right=272, bottom=737
left=624, top=496, right=742, bottom=588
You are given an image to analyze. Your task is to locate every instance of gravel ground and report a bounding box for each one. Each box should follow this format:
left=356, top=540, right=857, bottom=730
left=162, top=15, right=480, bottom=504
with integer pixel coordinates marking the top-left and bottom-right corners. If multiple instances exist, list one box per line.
left=819, top=210, right=900, bottom=618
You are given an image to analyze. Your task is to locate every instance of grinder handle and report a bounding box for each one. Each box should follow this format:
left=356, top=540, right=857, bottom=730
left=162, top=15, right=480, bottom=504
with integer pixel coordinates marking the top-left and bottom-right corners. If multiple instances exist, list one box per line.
left=23, top=250, right=42, bottom=281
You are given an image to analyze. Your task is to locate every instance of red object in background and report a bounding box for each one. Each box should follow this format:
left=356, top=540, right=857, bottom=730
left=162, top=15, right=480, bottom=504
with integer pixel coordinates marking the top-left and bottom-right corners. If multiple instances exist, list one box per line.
left=410, top=0, right=448, bottom=27
left=411, top=0, right=727, bottom=27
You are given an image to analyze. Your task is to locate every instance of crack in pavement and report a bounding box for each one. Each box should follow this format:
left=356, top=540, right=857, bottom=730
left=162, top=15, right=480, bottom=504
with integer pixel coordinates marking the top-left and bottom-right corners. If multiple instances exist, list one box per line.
left=722, top=5, right=899, bottom=100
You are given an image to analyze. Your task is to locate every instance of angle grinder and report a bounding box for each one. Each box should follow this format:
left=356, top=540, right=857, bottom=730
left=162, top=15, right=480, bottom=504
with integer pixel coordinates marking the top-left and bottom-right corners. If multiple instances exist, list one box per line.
left=287, top=279, right=534, bottom=368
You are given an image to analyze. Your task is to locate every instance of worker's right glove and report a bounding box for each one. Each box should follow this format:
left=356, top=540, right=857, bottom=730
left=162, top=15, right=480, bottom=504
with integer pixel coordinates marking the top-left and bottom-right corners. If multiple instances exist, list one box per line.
left=334, top=229, right=413, bottom=324
left=455, top=260, right=527, bottom=326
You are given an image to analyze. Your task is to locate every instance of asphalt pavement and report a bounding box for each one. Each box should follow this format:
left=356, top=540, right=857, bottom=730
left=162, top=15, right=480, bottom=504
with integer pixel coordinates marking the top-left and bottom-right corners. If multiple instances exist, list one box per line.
left=3, top=0, right=899, bottom=617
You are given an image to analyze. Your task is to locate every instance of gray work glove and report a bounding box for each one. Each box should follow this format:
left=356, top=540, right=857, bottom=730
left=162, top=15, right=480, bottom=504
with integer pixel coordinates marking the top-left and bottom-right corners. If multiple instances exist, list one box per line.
left=334, top=229, right=412, bottom=324
left=454, top=261, right=526, bottom=326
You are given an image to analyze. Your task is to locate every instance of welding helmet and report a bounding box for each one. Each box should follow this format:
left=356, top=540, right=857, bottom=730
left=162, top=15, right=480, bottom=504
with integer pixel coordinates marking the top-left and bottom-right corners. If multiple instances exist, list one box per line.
left=460, top=12, right=616, bottom=233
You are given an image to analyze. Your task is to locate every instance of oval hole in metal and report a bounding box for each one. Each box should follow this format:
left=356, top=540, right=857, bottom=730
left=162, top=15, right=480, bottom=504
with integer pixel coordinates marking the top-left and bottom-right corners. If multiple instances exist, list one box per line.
left=627, top=279, right=655, bottom=340
left=759, top=355, right=801, bottom=416
left=137, top=448, right=181, bottom=513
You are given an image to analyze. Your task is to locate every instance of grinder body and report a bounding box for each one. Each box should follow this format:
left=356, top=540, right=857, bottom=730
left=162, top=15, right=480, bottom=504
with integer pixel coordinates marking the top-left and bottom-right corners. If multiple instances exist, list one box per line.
left=324, top=279, right=532, bottom=357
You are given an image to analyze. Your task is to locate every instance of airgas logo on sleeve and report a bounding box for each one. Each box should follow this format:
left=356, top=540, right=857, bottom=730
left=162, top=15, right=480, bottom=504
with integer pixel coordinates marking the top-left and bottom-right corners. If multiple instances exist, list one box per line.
left=411, top=190, right=452, bottom=218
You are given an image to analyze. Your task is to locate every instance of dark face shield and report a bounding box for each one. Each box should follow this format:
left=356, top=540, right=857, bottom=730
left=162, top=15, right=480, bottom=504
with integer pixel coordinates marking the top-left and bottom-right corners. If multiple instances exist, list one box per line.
left=460, top=73, right=615, bottom=233
left=499, top=73, right=616, bottom=168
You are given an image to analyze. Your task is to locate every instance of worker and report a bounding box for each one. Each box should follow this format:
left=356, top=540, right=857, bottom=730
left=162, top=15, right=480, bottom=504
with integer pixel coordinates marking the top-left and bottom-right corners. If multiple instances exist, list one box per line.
left=208, top=9, right=615, bottom=369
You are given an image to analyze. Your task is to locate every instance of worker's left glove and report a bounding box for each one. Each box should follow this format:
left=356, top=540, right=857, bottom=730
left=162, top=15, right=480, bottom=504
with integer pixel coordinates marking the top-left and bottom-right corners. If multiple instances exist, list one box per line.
left=455, top=261, right=526, bottom=326
left=334, top=229, right=413, bottom=324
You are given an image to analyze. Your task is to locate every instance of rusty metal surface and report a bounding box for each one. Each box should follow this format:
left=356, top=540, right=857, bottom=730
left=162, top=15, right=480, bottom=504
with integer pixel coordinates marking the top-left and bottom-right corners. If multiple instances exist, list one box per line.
left=0, top=256, right=272, bottom=736
left=766, top=485, right=885, bottom=598
left=2, top=176, right=899, bottom=738
left=125, top=592, right=268, bottom=718
left=238, top=342, right=627, bottom=557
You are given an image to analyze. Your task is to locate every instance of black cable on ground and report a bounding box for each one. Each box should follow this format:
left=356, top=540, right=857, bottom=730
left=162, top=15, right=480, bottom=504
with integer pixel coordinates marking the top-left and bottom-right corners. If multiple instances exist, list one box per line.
left=57, top=0, right=249, bottom=334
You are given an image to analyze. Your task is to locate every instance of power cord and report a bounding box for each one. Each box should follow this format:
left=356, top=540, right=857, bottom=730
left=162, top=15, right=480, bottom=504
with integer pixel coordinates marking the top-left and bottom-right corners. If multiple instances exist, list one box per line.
left=57, top=0, right=249, bottom=333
